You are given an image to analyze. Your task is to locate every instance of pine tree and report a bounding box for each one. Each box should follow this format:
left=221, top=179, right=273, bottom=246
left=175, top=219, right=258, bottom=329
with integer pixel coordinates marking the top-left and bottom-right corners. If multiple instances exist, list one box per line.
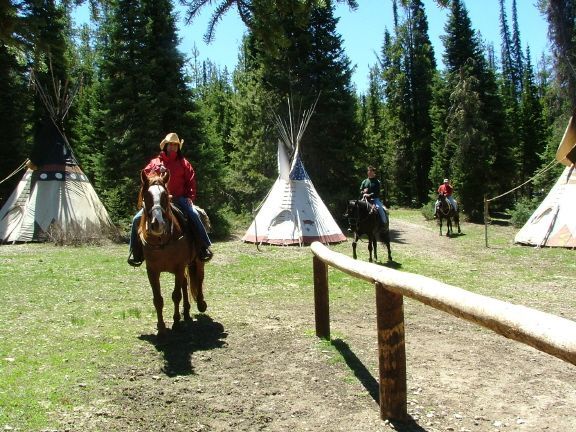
left=244, top=0, right=359, bottom=210
left=445, top=69, right=491, bottom=221
left=380, top=0, right=435, bottom=206
left=519, top=47, right=548, bottom=191
left=439, top=0, right=514, bottom=218
left=94, top=0, right=203, bottom=221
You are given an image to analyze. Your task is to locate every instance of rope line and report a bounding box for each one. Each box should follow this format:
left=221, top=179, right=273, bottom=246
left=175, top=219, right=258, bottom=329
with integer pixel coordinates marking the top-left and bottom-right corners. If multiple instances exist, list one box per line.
left=0, top=159, right=28, bottom=185
left=486, top=160, right=558, bottom=202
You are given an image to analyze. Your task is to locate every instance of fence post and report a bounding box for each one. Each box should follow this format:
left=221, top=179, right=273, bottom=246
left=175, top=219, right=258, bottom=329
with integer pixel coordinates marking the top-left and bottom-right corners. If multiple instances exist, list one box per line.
left=313, top=255, right=330, bottom=340
left=375, top=281, right=408, bottom=421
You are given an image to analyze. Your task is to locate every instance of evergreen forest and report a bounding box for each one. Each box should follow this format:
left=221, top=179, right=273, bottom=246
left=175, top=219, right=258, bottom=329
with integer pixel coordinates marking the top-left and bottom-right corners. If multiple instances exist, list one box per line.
left=1, top=0, right=575, bottom=239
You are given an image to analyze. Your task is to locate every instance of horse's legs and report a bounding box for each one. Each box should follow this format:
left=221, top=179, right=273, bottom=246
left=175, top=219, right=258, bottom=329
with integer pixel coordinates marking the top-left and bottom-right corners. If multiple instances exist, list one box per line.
left=367, top=235, right=374, bottom=263
left=455, top=212, right=461, bottom=233
left=146, top=268, right=166, bottom=335
left=382, top=228, right=392, bottom=262
left=181, top=272, right=192, bottom=322
left=438, top=216, right=443, bottom=236
left=352, top=234, right=358, bottom=260
left=446, top=217, right=452, bottom=237
left=171, top=269, right=185, bottom=327
left=372, top=235, right=378, bottom=262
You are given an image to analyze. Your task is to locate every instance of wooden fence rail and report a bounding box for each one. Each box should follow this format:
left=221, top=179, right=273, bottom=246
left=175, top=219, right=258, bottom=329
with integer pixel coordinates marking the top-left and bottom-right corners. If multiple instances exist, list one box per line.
left=310, top=241, right=576, bottom=421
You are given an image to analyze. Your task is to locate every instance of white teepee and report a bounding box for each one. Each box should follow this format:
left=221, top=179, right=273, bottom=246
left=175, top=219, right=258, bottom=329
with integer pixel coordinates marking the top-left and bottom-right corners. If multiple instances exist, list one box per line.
left=242, top=98, right=346, bottom=246
left=514, top=117, right=576, bottom=248
left=0, top=71, right=115, bottom=243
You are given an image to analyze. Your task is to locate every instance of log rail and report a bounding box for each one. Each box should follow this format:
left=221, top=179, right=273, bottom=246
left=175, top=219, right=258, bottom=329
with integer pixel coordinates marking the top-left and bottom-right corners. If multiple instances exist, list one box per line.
left=310, top=241, right=576, bottom=421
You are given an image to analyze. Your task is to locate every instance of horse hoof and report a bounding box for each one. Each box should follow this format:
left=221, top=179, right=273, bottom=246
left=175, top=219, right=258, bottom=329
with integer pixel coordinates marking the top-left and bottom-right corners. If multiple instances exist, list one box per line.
left=197, top=300, right=207, bottom=313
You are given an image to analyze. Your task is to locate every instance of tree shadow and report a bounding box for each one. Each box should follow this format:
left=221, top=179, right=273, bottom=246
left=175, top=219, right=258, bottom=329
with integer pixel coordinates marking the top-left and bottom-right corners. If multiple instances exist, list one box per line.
left=138, top=314, right=227, bottom=377
left=389, top=228, right=409, bottom=245
left=331, top=339, right=427, bottom=432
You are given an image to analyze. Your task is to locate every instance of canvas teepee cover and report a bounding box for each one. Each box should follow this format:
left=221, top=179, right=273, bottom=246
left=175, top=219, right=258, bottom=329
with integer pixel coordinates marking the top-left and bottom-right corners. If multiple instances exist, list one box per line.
left=514, top=117, right=576, bottom=248
left=242, top=100, right=346, bottom=246
left=0, top=73, right=114, bottom=243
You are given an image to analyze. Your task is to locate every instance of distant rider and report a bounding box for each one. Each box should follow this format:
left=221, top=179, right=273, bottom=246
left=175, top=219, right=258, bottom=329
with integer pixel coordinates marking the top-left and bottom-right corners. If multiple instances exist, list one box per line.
left=359, top=165, right=388, bottom=224
left=435, top=178, right=458, bottom=213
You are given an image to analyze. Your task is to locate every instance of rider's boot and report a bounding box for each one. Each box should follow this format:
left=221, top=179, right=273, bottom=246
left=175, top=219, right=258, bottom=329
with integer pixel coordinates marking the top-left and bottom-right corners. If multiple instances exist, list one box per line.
left=127, top=239, right=144, bottom=267
left=199, top=246, right=213, bottom=262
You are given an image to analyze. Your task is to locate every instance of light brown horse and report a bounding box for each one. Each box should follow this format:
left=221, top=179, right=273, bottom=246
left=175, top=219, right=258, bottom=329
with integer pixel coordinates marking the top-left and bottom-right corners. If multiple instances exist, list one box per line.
left=138, top=170, right=207, bottom=336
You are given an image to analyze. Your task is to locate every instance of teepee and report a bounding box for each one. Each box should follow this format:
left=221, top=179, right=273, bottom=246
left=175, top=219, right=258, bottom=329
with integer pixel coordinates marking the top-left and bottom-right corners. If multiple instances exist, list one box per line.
left=514, top=116, right=576, bottom=248
left=0, top=71, right=115, bottom=243
left=242, top=98, right=346, bottom=246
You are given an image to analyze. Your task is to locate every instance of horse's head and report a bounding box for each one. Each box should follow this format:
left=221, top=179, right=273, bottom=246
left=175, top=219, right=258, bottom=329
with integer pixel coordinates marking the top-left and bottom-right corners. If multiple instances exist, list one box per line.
left=343, top=199, right=358, bottom=219
left=140, top=170, right=171, bottom=237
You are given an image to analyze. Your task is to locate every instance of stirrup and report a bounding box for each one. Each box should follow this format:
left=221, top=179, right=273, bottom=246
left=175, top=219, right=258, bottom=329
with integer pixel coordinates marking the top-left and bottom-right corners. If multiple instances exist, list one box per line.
left=127, top=256, right=143, bottom=267
left=199, top=247, right=213, bottom=262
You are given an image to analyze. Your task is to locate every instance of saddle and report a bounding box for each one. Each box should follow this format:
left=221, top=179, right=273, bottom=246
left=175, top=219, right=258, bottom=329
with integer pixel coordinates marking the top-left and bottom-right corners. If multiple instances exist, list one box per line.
left=171, top=202, right=212, bottom=247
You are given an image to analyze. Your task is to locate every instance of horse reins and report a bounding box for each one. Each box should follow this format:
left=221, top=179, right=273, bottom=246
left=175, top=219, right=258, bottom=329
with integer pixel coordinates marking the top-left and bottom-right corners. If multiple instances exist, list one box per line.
left=349, top=199, right=374, bottom=232
left=140, top=185, right=182, bottom=248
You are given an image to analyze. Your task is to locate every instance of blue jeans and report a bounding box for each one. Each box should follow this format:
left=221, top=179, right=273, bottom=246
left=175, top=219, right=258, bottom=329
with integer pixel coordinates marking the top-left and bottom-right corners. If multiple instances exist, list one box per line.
left=129, top=198, right=212, bottom=251
left=372, top=198, right=388, bottom=224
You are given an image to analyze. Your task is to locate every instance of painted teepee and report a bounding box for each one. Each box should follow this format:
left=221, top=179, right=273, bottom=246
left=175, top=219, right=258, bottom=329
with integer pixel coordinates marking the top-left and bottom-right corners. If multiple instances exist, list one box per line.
left=514, top=116, right=576, bottom=248
left=242, top=98, right=346, bottom=246
left=0, top=71, right=115, bottom=243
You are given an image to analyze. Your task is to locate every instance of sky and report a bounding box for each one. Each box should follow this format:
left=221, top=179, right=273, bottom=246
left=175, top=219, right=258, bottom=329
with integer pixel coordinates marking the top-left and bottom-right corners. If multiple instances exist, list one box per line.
left=174, top=0, right=550, bottom=93
left=76, top=1, right=550, bottom=94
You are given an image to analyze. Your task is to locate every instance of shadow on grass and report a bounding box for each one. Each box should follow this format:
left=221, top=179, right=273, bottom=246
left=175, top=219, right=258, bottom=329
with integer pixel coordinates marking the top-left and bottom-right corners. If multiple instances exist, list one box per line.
left=139, top=314, right=227, bottom=377
left=331, top=338, right=427, bottom=432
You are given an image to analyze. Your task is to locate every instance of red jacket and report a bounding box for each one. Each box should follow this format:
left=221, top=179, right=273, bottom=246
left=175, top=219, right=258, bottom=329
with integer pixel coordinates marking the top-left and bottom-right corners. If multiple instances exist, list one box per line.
left=438, top=183, right=453, bottom=197
left=144, top=152, right=197, bottom=202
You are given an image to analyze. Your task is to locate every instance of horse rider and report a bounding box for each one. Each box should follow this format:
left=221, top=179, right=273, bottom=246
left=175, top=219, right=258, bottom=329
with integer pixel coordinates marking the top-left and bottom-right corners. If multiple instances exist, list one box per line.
left=127, top=132, right=213, bottom=267
left=359, top=165, right=388, bottom=224
left=435, top=178, right=458, bottom=214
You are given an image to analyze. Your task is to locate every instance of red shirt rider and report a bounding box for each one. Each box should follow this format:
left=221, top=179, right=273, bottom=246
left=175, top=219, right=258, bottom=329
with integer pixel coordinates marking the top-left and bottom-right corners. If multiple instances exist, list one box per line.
left=438, top=180, right=453, bottom=197
left=143, top=147, right=197, bottom=202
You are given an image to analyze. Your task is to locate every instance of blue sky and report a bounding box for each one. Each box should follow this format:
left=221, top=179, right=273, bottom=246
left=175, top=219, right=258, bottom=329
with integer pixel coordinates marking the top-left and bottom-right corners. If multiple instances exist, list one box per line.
left=176, top=0, right=549, bottom=93
left=77, top=1, right=549, bottom=94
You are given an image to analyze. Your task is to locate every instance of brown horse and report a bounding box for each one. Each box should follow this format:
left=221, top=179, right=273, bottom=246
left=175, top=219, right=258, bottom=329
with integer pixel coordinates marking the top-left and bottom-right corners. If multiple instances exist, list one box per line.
left=138, top=170, right=207, bottom=336
left=435, top=193, right=461, bottom=237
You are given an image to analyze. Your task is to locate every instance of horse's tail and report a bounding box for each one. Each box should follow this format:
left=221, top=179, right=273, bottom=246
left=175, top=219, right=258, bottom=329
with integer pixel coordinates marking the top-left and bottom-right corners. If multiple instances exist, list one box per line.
left=379, top=223, right=390, bottom=244
left=187, top=259, right=205, bottom=303
left=187, top=258, right=207, bottom=313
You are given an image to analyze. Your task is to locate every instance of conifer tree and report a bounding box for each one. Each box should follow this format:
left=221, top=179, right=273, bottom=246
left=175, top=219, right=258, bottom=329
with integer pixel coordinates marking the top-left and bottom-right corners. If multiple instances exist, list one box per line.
left=94, top=0, right=203, bottom=221
left=438, top=0, right=514, bottom=218
left=380, top=0, right=435, bottom=206
left=519, top=48, right=548, bottom=190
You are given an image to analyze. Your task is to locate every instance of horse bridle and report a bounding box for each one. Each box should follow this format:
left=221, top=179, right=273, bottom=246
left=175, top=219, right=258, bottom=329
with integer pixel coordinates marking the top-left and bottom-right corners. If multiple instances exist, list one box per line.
left=348, top=199, right=373, bottom=231
left=140, top=183, right=175, bottom=247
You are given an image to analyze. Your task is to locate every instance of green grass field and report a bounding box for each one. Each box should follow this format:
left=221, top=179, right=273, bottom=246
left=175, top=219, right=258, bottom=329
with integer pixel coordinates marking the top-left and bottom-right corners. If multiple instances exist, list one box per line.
left=0, top=209, right=574, bottom=430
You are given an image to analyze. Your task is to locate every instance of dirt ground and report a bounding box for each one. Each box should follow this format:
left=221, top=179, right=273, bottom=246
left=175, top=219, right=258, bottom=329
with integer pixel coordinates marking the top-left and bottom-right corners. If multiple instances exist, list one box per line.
left=56, top=220, right=576, bottom=432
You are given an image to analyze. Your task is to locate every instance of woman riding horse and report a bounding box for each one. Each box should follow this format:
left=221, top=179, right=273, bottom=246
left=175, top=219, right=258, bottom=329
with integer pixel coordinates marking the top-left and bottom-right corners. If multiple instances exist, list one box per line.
left=138, top=170, right=207, bottom=335
left=128, top=133, right=213, bottom=266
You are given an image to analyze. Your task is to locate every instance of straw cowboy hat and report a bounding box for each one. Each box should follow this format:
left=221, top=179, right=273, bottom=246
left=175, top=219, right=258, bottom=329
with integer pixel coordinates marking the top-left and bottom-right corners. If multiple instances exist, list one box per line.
left=160, top=132, right=184, bottom=150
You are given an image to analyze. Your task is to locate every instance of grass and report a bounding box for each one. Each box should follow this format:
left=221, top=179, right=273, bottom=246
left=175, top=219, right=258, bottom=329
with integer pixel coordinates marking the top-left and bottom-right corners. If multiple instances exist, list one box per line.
left=0, top=208, right=574, bottom=430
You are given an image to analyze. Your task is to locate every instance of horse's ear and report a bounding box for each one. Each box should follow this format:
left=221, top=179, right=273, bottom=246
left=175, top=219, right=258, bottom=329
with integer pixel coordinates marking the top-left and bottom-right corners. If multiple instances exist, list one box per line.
left=140, top=170, right=148, bottom=186
left=161, top=169, right=170, bottom=185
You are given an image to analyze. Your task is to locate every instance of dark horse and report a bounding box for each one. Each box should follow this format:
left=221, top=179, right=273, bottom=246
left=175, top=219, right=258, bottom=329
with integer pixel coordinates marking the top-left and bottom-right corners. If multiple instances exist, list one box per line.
left=435, top=193, right=461, bottom=237
left=138, top=170, right=207, bottom=336
left=344, top=199, right=392, bottom=263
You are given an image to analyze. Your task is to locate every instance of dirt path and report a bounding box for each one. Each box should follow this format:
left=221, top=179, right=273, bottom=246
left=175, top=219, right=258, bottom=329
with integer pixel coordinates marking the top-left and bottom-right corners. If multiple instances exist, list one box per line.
left=58, top=220, right=576, bottom=432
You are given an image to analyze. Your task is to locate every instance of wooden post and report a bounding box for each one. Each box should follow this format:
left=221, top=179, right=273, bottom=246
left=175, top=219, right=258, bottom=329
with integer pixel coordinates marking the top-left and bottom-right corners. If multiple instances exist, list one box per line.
left=313, top=255, right=330, bottom=340
left=375, top=281, right=407, bottom=421
left=484, top=195, right=489, bottom=248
